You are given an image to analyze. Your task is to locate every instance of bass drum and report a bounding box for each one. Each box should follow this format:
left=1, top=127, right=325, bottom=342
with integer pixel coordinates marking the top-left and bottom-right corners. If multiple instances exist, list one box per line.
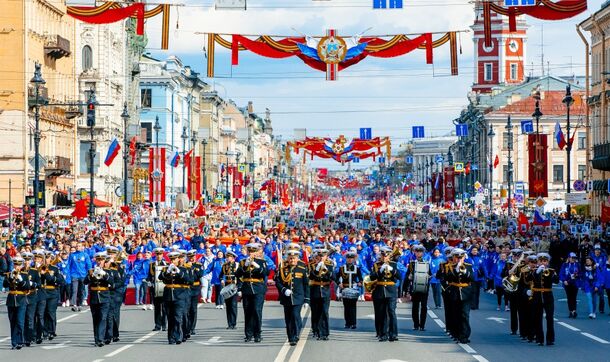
left=341, top=287, right=360, bottom=300
left=220, top=283, right=238, bottom=300
left=412, top=261, right=430, bottom=293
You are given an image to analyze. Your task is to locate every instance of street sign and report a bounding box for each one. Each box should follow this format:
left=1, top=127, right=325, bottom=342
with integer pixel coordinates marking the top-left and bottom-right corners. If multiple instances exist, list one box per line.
left=405, top=155, right=413, bottom=164
left=378, top=156, right=386, bottom=164
left=373, top=0, right=403, bottom=9
left=520, top=120, right=534, bottom=134
left=412, top=126, right=425, bottom=139
left=473, top=181, right=482, bottom=190
left=484, top=188, right=489, bottom=196
left=435, top=155, right=444, bottom=164
left=215, top=0, right=247, bottom=10
left=471, top=164, right=479, bottom=171
left=353, top=157, right=360, bottom=163
left=406, top=173, right=413, bottom=179
left=360, top=127, right=372, bottom=140
left=573, top=180, right=586, bottom=192
left=454, top=162, right=464, bottom=173
left=515, top=182, right=524, bottom=194
left=514, top=194, right=524, bottom=204
left=455, top=124, right=469, bottom=137
left=477, top=187, right=484, bottom=194
left=565, top=193, right=589, bottom=206
left=238, top=164, right=246, bottom=173
left=505, top=0, right=535, bottom=6
left=586, top=180, right=594, bottom=192
left=534, top=197, right=546, bottom=208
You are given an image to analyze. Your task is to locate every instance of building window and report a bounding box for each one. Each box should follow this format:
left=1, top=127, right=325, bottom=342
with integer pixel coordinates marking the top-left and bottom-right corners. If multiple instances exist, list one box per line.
left=510, top=63, right=518, bottom=80
left=82, top=45, right=93, bottom=71
left=553, top=165, right=563, bottom=183
left=503, top=165, right=509, bottom=183
left=578, top=165, right=586, bottom=181
left=484, top=63, right=493, bottom=81
left=84, top=82, right=96, bottom=102
left=141, top=123, right=152, bottom=143
left=577, top=132, right=586, bottom=149
left=141, top=88, right=152, bottom=108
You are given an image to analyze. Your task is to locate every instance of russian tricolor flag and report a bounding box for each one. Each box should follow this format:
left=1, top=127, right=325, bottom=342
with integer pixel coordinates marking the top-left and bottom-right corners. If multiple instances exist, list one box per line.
left=104, top=138, right=121, bottom=166
left=169, top=151, right=180, bottom=167
left=533, top=210, right=551, bottom=227
left=555, top=122, right=566, bottom=150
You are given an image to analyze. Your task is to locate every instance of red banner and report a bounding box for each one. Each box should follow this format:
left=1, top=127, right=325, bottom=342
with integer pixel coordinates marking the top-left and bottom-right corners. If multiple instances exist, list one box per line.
left=187, top=156, right=201, bottom=201
left=443, top=167, right=455, bottom=203
left=148, top=147, right=166, bottom=203
left=233, top=168, right=243, bottom=200
left=528, top=134, right=548, bottom=198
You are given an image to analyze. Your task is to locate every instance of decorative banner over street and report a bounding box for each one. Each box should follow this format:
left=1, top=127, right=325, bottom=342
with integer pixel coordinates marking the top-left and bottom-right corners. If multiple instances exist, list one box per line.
left=149, top=147, right=166, bottom=203
left=207, top=30, right=462, bottom=80
left=286, top=136, right=391, bottom=164
left=528, top=134, right=548, bottom=198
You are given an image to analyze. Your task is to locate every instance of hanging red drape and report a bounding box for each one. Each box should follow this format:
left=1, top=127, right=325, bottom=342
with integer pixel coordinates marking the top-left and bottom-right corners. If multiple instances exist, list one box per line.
left=232, top=35, right=297, bottom=65
left=367, top=33, right=433, bottom=64
left=68, top=3, right=145, bottom=35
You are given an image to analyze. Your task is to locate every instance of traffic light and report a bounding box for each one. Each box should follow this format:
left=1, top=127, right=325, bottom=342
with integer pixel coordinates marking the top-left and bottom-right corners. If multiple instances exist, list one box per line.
left=86, top=102, right=95, bottom=127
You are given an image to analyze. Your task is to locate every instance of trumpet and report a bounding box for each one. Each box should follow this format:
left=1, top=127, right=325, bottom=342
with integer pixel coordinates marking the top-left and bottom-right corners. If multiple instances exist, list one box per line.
left=93, top=266, right=105, bottom=280
left=167, top=264, right=179, bottom=275
left=363, top=275, right=377, bottom=293
left=9, top=269, right=20, bottom=280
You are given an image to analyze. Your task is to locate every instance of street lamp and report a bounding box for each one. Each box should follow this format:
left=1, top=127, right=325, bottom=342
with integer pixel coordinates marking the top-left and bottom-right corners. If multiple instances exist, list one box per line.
left=87, top=88, right=97, bottom=221
left=201, top=138, right=207, bottom=202
left=235, top=151, right=242, bottom=201
left=153, top=116, right=161, bottom=214
left=191, top=131, right=198, bottom=201
left=487, top=125, right=495, bottom=212
left=181, top=126, right=188, bottom=193
left=506, top=116, right=514, bottom=218
left=30, top=62, right=45, bottom=236
left=563, top=85, right=574, bottom=217
left=120, top=102, right=129, bottom=207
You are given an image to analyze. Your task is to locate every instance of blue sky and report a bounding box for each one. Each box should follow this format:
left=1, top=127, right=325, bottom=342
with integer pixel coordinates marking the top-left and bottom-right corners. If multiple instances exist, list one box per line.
left=144, top=0, right=598, bottom=169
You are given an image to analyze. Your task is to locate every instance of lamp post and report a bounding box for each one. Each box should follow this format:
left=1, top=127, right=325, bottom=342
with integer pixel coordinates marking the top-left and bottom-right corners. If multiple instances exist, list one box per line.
left=225, top=148, right=230, bottom=201
left=424, top=159, right=430, bottom=203
left=181, top=126, right=188, bottom=193
left=563, top=85, right=574, bottom=217
left=191, top=132, right=198, bottom=201
left=201, top=138, right=207, bottom=202
left=506, top=116, right=514, bottom=218
left=153, top=116, right=161, bottom=214
left=487, top=125, right=495, bottom=212
left=235, top=151, right=242, bottom=202
left=87, top=89, right=97, bottom=221
left=30, top=62, right=45, bottom=236
left=121, top=102, right=129, bottom=207
left=250, top=162, right=256, bottom=201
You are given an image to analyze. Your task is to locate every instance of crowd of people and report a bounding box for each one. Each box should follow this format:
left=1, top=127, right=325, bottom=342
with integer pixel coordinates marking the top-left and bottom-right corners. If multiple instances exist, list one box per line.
left=1, top=197, right=610, bottom=351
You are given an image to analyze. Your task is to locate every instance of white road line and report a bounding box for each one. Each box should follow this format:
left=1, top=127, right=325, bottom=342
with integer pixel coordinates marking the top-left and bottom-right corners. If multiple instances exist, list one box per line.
left=557, top=321, right=580, bottom=332
left=458, top=343, right=477, bottom=354
left=0, top=337, right=10, bottom=343
left=57, top=313, right=80, bottom=323
left=473, top=355, right=490, bottom=362
left=91, top=359, right=105, bottom=362
left=274, top=307, right=309, bottom=362
left=288, top=309, right=312, bottom=362
left=432, top=318, right=445, bottom=329
left=581, top=332, right=610, bottom=344
left=427, top=310, right=438, bottom=319
left=104, top=331, right=158, bottom=358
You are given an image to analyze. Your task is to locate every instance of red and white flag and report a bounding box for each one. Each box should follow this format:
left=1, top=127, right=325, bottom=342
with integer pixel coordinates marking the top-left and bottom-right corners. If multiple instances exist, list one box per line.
left=149, top=147, right=166, bottom=203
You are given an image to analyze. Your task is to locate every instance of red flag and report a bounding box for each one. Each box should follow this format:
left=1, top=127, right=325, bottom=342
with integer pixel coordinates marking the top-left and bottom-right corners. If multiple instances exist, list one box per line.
left=493, top=155, right=499, bottom=169
left=308, top=201, right=315, bottom=211
left=314, top=202, right=326, bottom=220
left=602, top=203, right=610, bottom=224
left=367, top=199, right=382, bottom=209
left=465, top=162, right=471, bottom=175
left=120, top=205, right=131, bottom=215
left=518, top=212, right=530, bottom=233
left=194, top=200, right=206, bottom=217
left=71, top=199, right=88, bottom=219
left=183, top=149, right=194, bottom=167
left=129, top=136, right=137, bottom=166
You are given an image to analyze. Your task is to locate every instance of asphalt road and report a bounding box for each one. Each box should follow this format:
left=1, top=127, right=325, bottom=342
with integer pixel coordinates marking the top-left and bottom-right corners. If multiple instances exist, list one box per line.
left=0, top=287, right=608, bottom=362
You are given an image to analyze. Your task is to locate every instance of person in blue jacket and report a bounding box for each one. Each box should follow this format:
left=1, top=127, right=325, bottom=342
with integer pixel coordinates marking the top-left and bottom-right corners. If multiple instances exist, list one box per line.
left=559, top=252, right=580, bottom=318
left=429, top=248, right=443, bottom=309
left=581, top=256, right=602, bottom=319
left=131, top=252, right=150, bottom=306
left=466, top=246, right=484, bottom=310
left=68, top=243, right=92, bottom=312
left=602, top=255, right=610, bottom=310
left=493, top=252, right=509, bottom=311
left=590, top=245, right=607, bottom=314
left=204, top=251, right=225, bottom=308
left=57, top=250, right=71, bottom=307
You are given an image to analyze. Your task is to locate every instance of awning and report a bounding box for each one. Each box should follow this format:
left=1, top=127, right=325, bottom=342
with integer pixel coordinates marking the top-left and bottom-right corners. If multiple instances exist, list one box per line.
left=81, top=197, right=112, bottom=208
left=0, top=204, right=22, bottom=221
left=47, top=208, right=75, bottom=217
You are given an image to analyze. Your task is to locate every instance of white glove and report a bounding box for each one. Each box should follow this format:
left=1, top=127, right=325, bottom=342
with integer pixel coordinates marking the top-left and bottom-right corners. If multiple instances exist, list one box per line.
left=536, top=266, right=544, bottom=274
left=302, top=302, right=309, bottom=309
left=251, top=261, right=260, bottom=269
left=237, top=291, right=242, bottom=297
left=284, top=289, right=292, bottom=297
left=245, top=258, right=251, bottom=267
left=17, top=274, right=23, bottom=282
left=316, top=261, right=324, bottom=271
left=99, top=269, right=107, bottom=276
left=386, top=265, right=393, bottom=272
left=526, top=289, right=533, bottom=297
left=380, top=264, right=387, bottom=272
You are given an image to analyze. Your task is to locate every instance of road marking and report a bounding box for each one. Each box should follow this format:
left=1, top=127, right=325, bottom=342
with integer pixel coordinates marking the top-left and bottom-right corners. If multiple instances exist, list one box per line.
left=196, top=336, right=224, bottom=346
left=458, top=343, right=477, bottom=354
left=472, top=355, right=489, bottom=362
left=486, top=317, right=507, bottom=324
left=91, top=359, right=105, bottom=362
left=288, top=309, right=311, bottom=362
left=57, top=313, right=80, bottom=323
left=105, top=331, right=158, bottom=358
left=42, top=341, right=71, bottom=349
left=432, top=318, right=445, bottom=329
left=0, top=337, right=10, bottom=343
left=581, top=332, right=610, bottom=344
left=427, top=310, right=438, bottom=319
left=557, top=322, right=580, bottom=331
left=274, top=307, right=309, bottom=362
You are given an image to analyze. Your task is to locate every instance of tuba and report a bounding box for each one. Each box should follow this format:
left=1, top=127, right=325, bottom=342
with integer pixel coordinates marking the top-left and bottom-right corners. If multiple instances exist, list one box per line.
left=502, top=254, right=524, bottom=293
left=363, top=275, right=377, bottom=293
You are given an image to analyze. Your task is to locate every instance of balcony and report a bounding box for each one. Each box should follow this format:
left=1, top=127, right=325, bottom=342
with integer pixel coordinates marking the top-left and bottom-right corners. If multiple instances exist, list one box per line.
left=44, top=35, right=71, bottom=59
left=592, top=143, right=610, bottom=171
left=46, top=156, right=71, bottom=178
left=220, top=125, right=236, bottom=137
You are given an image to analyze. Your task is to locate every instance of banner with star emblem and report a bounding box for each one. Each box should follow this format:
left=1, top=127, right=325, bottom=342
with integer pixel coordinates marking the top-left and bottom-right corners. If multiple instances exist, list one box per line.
left=528, top=134, right=548, bottom=198
left=149, top=147, right=166, bottom=203
left=187, top=156, right=201, bottom=201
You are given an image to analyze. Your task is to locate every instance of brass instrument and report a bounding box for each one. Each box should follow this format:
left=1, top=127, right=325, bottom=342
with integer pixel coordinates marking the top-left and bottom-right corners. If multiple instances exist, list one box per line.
left=390, top=246, right=402, bottom=262
left=542, top=268, right=551, bottom=277
left=502, top=254, right=525, bottom=293
left=9, top=269, right=19, bottom=280
left=363, top=275, right=377, bottom=293
left=324, top=241, right=340, bottom=255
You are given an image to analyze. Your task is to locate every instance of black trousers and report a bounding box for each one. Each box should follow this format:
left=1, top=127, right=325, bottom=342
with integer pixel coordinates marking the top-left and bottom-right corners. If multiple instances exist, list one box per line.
left=24, top=298, right=36, bottom=343
left=106, top=293, right=123, bottom=340
left=564, top=285, right=578, bottom=313
left=470, top=281, right=481, bottom=310
left=496, top=286, right=508, bottom=307
left=182, top=295, right=191, bottom=337
left=242, top=293, right=264, bottom=338
left=455, top=298, right=471, bottom=342
left=380, top=297, right=398, bottom=339
left=443, top=290, right=456, bottom=336
left=165, top=299, right=185, bottom=343
left=342, top=298, right=357, bottom=327
left=90, top=303, right=110, bottom=344
left=44, top=294, right=59, bottom=335
left=188, top=294, right=199, bottom=333
left=153, top=296, right=167, bottom=329
left=7, top=304, right=26, bottom=348
left=373, top=298, right=381, bottom=337
left=35, top=298, right=47, bottom=340
left=518, top=294, right=531, bottom=339
left=311, top=297, right=330, bottom=337
left=283, top=304, right=303, bottom=343
left=533, top=292, right=555, bottom=344
left=225, top=295, right=238, bottom=328
left=508, top=292, right=519, bottom=334
left=411, top=291, right=429, bottom=329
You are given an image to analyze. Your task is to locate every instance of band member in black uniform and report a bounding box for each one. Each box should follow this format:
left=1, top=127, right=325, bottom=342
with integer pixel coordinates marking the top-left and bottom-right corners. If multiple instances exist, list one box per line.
left=32, top=251, right=47, bottom=344
left=179, top=250, right=191, bottom=341
left=105, top=246, right=126, bottom=343
left=3, top=257, right=31, bottom=350
left=336, top=251, right=362, bottom=329
left=436, top=247, right=454, bottom=337
left=42, top=251, right=64, bottom=341
left=235, top=243, right=269, bottom=343
left=502, top=248, right=524, bottom=336
left=446, top=248, right=474, bottom=344
left=186, top=250, right=204, bottom=336
left=220, top=250, right=240, bottom=329
left=159, top=251, right=192, bottom=345
left=520, top=254, right=537, bottom=342
left=532, top=253, right=558, bottom=346
left=369, top=246, right=401, bottom=342
left=21, top=252, right=39, bottom=347
left=275, top=249, right=310, bottom=346
left=84, top=252, right=115, bottom=347
left=148, top=248, right=168, bottom=331
left=405, top=244, right=432, bottom=331
left=308, top=248, right=334, bottom=341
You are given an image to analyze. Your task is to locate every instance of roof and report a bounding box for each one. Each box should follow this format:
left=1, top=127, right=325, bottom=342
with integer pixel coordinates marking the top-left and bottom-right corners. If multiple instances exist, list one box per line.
left=488, top=90, right=586, bottom=117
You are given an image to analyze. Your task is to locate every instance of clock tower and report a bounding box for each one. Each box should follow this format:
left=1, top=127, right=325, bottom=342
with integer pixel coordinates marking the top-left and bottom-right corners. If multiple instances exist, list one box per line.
left=471, top=1, right=527, bottom=93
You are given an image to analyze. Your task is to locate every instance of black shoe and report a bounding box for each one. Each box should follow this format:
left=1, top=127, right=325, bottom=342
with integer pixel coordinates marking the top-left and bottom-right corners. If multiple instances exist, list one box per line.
left=162, top=327, right=167, bottom=331
left=112, top=337, right=120, bottom=342
left=176, top=340, right=182, bottom=345
left=378, top=337, right=388, bottom=342
left=96, top=342, right=104, bottom=347
left=510, top=332, right=517, bottom=335
left=71, top=307, right=76, bottom=312
left=254, top=337, right=262, bottom=343
left=16, top=345, right=22, bottom=350
left=321, top=336, right=328, bottom=341
left=344, top=325, right=350, bottom=329
left=244, top=337, right=252, bottom=342
left=24, top=342, right=30, bottom=347
left=191, top=331, right=197, bottom=335
left=538, top=342, right=544, bottom=346
left=350, top=325, right=357, bottom=329
left=185, top=334, right=190, bottom=339
left=546, top=342, right=554, bottom=346
left=226, top=327, right=231, bottom=329
left=419, top=327, right=426, bottom=331
left=573, top=312, right=578, bottom=318
left=389, top=337, right=399, bottom=342
left=168, top=341, right=176, bottom=345
left=35, top=339, right=42, bottom=344
left=48, top=335, right=54, bottom=341
left=289, top=341, right=297, bottom=346
left=181, top=338, right=187, bottom=342
left=153, top=327, right=161, bottom=331
left=77, top=307, right=82, bottom=312
left=459, top=339, right=469, bottom=344
left=413, top=327, right=419, bottom=331
left=104, top=340, right=111, bottom=345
